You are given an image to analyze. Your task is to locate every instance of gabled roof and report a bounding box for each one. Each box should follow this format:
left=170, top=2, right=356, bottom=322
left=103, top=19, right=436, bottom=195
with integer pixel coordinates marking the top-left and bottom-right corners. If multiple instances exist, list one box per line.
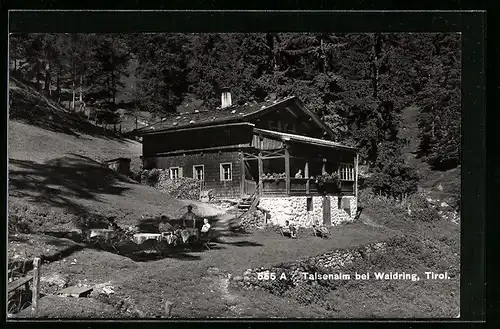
left=254, top=128, right=359, bottom=152
left=133, top=96, right=336, bottom=138
left=134, top=97, right=292, bottom=135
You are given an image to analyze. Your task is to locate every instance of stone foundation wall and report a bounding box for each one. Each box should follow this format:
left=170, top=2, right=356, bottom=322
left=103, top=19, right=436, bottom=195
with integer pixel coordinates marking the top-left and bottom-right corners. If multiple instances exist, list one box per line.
left=259, top=195, right=357, bottom=227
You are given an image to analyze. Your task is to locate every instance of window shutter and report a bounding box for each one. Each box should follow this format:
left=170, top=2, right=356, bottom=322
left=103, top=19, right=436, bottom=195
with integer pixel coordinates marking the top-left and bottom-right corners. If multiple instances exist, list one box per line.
left=179, top=167, right=183, bottom=178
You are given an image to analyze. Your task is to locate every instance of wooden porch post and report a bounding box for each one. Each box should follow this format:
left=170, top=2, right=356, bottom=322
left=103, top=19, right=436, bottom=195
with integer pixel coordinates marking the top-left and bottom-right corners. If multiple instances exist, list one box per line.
left=258, top=136, right=263, bottom=196
left=285, top=144, right=290, bottom=195
left=322, top=159, right=327, bottom=174
left=304, top=161, right=309, bottom=194
left=355, top=153, right=359, bottom=200
left=240, top=151, right=245, bottom=197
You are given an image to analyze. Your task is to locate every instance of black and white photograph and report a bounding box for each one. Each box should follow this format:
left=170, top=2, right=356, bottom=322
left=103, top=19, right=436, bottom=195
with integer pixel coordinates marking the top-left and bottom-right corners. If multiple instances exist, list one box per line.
left=8, top=29, right=462, bottom=319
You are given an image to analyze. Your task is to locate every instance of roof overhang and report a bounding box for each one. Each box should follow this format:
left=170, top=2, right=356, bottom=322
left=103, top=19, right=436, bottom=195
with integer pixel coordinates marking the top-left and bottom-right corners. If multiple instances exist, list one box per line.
left=136, top=122, right=255, bottom=136
left=254, top=128, right=359, bottom=152
left=292, top=97, right=336, bottom=139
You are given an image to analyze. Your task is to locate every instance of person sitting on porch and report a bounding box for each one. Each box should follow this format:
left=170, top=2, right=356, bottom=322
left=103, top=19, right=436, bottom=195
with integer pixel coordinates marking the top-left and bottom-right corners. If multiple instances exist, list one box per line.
left=294, top=169, right=303, bottom=179
left=200, top=218, right=211, bottom=236
left=281, top=220, right=297, bottom=238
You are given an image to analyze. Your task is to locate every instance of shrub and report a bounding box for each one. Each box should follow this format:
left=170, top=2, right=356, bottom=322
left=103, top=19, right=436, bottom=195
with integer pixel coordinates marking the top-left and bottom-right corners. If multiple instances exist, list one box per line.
left=141, top=169, right=162, bottom=186
left=412, top=207, right=440, bottom=222
left=8, top=214, right=31, bottom=233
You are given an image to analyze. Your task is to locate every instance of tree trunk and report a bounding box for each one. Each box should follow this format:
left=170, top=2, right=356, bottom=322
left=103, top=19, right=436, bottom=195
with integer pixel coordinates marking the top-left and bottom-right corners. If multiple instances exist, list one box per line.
left=371, top=33, right=380, bottom=98
left=111, top=53, right=116, bottom=107
left=56, top=67, right=61, bottom=103
left=44, top=62, right=51, bottom=97
left=36, top=63, right=41, bottom=91
left=371, top=33, right=385, bottom=100
left=320, top=38, right=327, bottom=73
left=79, top=74, right=83, bottom=103
left=71, top=65, right=76, bottom=111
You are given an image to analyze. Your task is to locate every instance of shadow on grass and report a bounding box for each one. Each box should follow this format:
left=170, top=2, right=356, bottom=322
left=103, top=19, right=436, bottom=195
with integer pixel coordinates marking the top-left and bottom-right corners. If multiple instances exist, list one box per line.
left=215, top=240, right=264, bottom=247
left=9, top=78, right=126, bottom=142
left=9, top=242, right=86, bottom=274
left=9, top=155, right=131, bottom=216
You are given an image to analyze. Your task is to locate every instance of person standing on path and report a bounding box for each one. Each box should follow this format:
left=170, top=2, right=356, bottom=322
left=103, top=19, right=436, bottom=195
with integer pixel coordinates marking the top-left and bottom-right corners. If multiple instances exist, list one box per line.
left=181, top=205, right=197, bottom=228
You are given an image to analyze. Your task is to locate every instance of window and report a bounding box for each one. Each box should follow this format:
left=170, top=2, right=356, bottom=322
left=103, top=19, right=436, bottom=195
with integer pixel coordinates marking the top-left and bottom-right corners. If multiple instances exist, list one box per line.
left=193, top=165, right=204, bottom=181
left=169, top=167, right=182, bottom=179
left=339, top=163, right=354, bottom=181
left=306, top=197, right=313, bottom=212
left=220, top=163, right=233, bottom=181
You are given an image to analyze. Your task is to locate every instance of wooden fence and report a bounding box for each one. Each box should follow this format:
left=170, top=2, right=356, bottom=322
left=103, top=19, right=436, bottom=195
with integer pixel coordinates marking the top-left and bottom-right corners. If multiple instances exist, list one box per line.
left=8, top=257, right=41, bottom=317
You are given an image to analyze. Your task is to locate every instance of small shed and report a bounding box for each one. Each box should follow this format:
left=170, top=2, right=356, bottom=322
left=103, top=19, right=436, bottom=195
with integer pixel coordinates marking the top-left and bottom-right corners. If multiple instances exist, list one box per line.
left=104, top=157, right=131, bottom=175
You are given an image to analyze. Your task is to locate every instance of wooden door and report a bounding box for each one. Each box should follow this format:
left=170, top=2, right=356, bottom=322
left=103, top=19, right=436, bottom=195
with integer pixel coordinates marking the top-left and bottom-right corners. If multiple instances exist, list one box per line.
left=244, top=179, right=257, bottom=195
left=243, top=160, right=258, bottom=196
left=323, top=196, right=331, bottom=226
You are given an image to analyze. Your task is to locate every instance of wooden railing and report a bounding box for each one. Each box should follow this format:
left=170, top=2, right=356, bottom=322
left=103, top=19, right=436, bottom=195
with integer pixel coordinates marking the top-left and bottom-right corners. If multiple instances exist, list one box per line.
left=262, top=179, right=286, bottom=195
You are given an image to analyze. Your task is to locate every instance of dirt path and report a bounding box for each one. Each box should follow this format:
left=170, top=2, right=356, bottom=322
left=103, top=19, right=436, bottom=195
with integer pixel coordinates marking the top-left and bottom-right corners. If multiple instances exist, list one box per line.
left=180, top=200, right=228, bottom=218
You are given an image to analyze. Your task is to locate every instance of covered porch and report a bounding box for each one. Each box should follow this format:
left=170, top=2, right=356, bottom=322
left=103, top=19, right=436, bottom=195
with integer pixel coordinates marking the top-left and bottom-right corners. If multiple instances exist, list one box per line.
left=240, top=129, right=359, bottom=198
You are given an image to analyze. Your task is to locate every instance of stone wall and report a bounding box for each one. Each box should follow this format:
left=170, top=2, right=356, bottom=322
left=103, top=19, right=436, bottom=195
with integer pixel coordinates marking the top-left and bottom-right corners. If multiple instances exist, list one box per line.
left=259, top=195, right=357, bottom=227
left=231, top=241, right=388, bottom=294
left=331, top=195, right=357, bottom=225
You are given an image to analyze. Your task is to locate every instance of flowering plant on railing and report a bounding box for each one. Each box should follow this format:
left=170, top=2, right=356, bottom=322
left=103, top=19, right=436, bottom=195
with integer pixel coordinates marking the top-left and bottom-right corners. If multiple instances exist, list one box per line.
left=262, top=172, right=286, bottom=181
left=314, top=172, right=341, bottom=189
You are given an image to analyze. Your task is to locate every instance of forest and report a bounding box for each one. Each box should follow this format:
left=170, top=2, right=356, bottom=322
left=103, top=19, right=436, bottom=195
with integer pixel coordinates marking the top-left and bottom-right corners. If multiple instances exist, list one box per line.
left=9, top=33, right=461, bottom=198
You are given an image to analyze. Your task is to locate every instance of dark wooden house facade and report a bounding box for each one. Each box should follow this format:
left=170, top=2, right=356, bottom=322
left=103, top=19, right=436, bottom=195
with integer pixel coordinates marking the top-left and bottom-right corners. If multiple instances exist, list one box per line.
left=135, top=93, right=359, bottom=226
left=136, top=95, right=359, bottom=200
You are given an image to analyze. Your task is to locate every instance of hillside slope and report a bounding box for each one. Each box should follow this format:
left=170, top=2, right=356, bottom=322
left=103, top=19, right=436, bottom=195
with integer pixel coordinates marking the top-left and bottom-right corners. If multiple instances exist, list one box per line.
left=8, top=79, right=192, bottom=233
left=399, top=106, right=460, bottom=210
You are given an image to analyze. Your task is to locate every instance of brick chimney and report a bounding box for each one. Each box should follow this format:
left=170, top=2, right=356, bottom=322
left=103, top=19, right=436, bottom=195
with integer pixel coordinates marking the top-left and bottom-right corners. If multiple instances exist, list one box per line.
left=221, top=87, right=232, bottom=109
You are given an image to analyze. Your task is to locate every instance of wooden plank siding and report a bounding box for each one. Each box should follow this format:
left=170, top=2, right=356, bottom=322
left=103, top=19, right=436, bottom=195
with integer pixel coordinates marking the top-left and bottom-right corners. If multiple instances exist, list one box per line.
left=144, top=151, right=242, bottom=199
left=143, top=125, right=253, bottom=156
left=251, top=134, right=283, bottom=150
left=139, top=114, right=358, bottom=198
